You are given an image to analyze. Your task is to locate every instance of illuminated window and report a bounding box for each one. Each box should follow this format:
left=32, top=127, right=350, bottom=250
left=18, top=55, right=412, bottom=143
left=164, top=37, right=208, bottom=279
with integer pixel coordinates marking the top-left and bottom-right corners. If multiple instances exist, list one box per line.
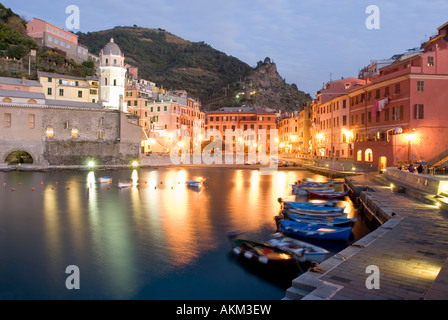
left=46, top=127, right=54, bottom=139
left=71, top=128, right=78, bottom=139
left=97, top=130, right=104, bottom=140
left=29, top=114, right=35, bottom=129
left=357, top=150, right=362, bottom=161
left=365, top=149, right=373, bottom=162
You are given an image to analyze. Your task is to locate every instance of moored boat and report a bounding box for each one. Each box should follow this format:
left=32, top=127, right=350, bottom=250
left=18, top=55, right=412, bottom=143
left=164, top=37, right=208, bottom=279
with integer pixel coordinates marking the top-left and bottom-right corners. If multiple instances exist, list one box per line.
left=186, top=180, right=202, bottom=188
left=267, top=233, right=330, bottom=263
left=293, top=186, right=335, bottom=195
left=287, top=214, right=357, bottom=227
left=118, top=180, right=133, bottom=188
left=280, top=199, right=339, bottom=209
left=280, top=220, right=352, bottom=241
left=309, top=190, right=350, bottom=199
left=227, top=233, right=300, bottom=271
left=98, top=176, right=112, bottom=184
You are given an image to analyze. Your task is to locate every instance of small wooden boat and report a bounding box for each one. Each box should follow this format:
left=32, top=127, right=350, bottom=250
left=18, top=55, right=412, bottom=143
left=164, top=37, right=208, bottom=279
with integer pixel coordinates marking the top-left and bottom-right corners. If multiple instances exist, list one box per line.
left=284, top=202, right=344, bottom=212
left=293, top=186, right=335, bottom=196
left=186, top=180, right=202, bottom=188
left=309, top=190, right=350, bottom=199
left=281, top=200, right=339, bottom=209
left=98, top=176, right=112, bottom=184
left=287, top=214, right=357, bottom=227
left=280, top=220, right=352, bottom=241
left=227, top=234, right=300, bottom=271
left=267, top=233, right=329, bottom=263
left=287, top=205, right=345, bottom=214
left=118, top=180, right=133, bottom=188
left=284, top=209, right=347, bottom=218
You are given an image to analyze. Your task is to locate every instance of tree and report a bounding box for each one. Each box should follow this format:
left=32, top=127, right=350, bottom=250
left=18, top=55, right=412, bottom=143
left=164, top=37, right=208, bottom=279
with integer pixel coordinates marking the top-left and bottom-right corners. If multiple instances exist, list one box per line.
left=7, top=44, right=28, bottom=59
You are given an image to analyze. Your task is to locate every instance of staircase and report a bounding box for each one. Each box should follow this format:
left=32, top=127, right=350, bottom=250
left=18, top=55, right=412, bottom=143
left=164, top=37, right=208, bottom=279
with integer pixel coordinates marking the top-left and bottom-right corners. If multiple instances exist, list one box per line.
left=428, top=150, right=448, bottom=167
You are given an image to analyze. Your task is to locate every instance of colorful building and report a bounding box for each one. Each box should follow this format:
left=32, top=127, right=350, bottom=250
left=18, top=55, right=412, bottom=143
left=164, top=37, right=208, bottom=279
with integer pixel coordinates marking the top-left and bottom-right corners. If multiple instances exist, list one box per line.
left=206, top=106, right=277, bottom=153
left=38, top=71, right=99, bottom=104
left=26, top=18, right=89, bottom=63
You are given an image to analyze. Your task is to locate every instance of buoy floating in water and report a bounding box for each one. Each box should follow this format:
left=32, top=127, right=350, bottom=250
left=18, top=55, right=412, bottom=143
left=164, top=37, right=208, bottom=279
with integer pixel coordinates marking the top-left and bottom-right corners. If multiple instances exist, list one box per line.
left=31, top=188, right=35, bottom=191
left=40, top=182, right=44, bottom=185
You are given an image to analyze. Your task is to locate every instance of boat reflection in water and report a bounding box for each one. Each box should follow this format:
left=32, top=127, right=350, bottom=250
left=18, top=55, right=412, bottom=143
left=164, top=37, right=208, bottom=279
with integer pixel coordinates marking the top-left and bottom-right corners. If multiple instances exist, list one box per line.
left=0, top=168, right=367, bottom=300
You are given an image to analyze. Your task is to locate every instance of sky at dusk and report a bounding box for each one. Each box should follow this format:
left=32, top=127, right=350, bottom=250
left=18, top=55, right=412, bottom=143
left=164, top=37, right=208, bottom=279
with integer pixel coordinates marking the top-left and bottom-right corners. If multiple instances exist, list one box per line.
left=4, top=0, right=448, bottom=97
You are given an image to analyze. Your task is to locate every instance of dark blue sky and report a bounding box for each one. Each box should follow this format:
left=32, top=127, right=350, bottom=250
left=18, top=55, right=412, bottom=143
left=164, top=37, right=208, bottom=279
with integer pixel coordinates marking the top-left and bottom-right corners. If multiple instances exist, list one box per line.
left=5, top=0, right=448, bottom=97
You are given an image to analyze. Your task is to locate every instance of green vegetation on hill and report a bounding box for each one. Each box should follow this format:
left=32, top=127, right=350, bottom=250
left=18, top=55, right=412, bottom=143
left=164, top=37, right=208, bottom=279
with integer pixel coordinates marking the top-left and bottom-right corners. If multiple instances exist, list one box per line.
left=78, top=26, right=311, bottom=111
left=0, top=3, right=95, bottom=79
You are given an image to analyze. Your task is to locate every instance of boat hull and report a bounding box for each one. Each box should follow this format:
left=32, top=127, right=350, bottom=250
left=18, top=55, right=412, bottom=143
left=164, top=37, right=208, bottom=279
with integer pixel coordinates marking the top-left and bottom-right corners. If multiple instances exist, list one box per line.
left=280, top=220, right=352, bottom=241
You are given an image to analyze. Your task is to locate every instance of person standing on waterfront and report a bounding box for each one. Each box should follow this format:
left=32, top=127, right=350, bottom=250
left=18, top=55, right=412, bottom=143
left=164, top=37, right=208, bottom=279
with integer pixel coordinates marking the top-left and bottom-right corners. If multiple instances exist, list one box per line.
left=417, top=164, right=423, bottom=174
left=409, top=164, right=415, bottom=173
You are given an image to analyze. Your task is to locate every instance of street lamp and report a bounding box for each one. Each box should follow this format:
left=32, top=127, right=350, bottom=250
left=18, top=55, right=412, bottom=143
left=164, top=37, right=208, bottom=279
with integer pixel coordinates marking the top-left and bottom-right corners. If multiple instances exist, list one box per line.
left=407, top=133, right=417, bottom=162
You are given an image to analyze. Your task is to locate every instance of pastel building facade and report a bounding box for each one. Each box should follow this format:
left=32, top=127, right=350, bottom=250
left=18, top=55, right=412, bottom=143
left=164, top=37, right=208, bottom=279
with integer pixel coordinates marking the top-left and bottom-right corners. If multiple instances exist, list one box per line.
left=38, top=71, right=99, bottom=104
left=26, top=18, right=89, bottom=63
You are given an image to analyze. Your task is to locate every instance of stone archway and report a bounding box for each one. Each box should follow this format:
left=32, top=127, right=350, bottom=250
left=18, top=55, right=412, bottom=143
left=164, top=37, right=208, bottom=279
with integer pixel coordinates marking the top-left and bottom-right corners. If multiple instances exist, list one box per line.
left=4, top=151, right=34, bottom=165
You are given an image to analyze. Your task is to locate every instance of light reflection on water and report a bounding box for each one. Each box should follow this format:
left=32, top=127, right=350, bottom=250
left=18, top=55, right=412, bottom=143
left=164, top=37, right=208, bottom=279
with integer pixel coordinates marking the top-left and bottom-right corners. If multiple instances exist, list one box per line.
left=0, top=168, right=364, bottom=300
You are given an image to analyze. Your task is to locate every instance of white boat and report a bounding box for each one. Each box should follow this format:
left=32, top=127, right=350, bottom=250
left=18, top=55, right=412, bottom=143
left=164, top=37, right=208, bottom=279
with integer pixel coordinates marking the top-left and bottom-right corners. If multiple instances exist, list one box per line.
left=267, top=234, right=330, bottom=263
left=98, top=176, right=112, bottom=184
left=118, top=180, right=133, bottom=188
left=186, top=180, right=202, bottom=188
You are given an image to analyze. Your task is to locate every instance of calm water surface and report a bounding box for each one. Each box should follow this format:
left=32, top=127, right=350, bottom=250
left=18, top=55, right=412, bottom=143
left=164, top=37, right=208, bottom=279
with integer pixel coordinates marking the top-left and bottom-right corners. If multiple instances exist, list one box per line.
left=0, top=168, right=369, bottom=300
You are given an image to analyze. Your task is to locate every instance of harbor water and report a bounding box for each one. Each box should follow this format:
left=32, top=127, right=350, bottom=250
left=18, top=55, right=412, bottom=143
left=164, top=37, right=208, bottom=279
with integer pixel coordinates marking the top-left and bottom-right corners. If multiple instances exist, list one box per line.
left=0, top=167, right=370, bottom=300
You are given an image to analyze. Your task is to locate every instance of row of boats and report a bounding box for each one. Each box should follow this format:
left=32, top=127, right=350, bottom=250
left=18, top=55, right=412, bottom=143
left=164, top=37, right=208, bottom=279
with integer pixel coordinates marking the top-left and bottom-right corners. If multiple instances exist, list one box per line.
left=228, top=180, right=354, bottom=272
left=97, top=176, right=205, bottom=190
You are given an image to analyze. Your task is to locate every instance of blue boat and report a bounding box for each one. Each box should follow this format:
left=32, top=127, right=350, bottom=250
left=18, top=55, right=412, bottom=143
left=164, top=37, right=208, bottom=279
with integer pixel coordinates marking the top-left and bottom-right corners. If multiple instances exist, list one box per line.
left=285, top=204, right=345, bottom=213
left=287, top=214, right=357, bottom=227
left=282, top=200, right=339, bottom=209
left=280, top=220, right=352, bottom=241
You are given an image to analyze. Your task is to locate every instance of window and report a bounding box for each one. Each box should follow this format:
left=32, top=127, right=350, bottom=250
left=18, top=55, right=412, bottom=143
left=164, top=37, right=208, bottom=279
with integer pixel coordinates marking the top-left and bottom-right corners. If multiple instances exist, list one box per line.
left=395, top=84, right=401, bottom=95
left=134, top=100, right=137, bottom=106
left=392, top=105, right=404, bottom=121
left=104, top=78, right=108, bottom=86
left=357, top=150, right=362, bottom=161
left=384, top=109, right=390, bottom=122
left=365, top=149, right=373, bottom=162
left=59, top=89, right=64, bottom=96
left=210, top=117, right=214, bottom=122
left=113, top=79, right=117, bottom=86
left=71, top=128, right=78, bottom=139
left=368, top=112, right=372, bottom=123
left=78, top=91, right=82, bottom=98
left=47, top=88, right=52, bottom=95
left=342, top=115, right=347, bottom=126
left=164, top=106, right=167, bottom=112
left=98, top=130, right=104, bottom=140
left=4, top=113, right=11, bottom=127
left=157, top=106, right=160, bottom=112
left=48, top=77, right=52, bottom=82
left=90, top=89, right=97, bottom=95
left=375, top=89, right=380, bottom=99
left=150, top=107, right=153, bottom=112
left=415, top=104, right=424, bottom=119
left=342, top=100, right=347, bottom=109
left=384, top=87, right=389, bottom=97
left=46, top=127, right=54, bottom=139
left=127, top=101, right=131, bottom=107
left=29, top=114, right=35, bottom=129
left=427, top=56, right=434, bottom=67
left=417, top=81, right=424, bottom=92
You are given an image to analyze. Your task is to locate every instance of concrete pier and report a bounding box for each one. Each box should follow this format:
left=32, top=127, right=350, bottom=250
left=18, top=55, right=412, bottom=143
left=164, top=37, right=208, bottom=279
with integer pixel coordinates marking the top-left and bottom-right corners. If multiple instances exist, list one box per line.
left=284, top=171, right=448, bottom=300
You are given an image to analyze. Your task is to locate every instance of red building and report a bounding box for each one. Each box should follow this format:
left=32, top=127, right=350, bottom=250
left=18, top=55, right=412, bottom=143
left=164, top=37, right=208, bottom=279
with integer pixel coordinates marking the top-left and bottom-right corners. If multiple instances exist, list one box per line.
left=206, top=106, right=277, bottom=152
left=349, top=22, right=448, bottom=171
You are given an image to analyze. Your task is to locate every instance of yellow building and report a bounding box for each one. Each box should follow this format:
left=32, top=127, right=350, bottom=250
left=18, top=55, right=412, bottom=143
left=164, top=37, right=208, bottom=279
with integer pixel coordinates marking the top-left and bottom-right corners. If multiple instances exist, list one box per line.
left=38, top=71, right=99, bottom=104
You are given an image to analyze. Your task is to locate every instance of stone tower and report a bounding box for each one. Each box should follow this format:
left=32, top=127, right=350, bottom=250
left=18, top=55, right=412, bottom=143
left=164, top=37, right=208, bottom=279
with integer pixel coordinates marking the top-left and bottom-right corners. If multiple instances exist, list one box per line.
left=99, top=38, right=126, bottom=111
